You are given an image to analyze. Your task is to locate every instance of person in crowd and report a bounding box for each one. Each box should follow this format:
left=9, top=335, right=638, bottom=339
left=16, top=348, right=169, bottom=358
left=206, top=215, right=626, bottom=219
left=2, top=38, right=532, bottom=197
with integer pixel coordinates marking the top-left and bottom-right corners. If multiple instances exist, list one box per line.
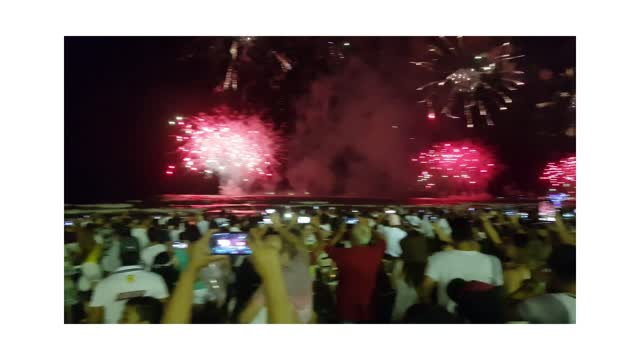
left=88, top=236, right=169, bottom=324
left=513, top=244, right=576, bottom=323
left=130, top=216, right=153, bottom=249
left=196, top=214, right=210, bottom=235
left=421, top=217, right=504, bottom=313
left=390, top=230, right=431, bottom=322
left=238, top=213, right=313, bottom=323
left=141, top=227, right=171, bottom=270
left=403, top=303, right=461, bottom=324
left=377, top=213, right=408, bottom=259
left=322, top=221, right=386, bottom=323
left=119, top=296, right=164, bottom=324
left=447, top=278, right=505, bottom=323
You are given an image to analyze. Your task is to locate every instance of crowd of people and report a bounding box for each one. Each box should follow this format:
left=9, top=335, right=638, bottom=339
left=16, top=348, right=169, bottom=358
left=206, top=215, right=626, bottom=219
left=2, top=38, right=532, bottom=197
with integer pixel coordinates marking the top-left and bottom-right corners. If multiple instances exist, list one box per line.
left=64, top=204, right=576, bottom=324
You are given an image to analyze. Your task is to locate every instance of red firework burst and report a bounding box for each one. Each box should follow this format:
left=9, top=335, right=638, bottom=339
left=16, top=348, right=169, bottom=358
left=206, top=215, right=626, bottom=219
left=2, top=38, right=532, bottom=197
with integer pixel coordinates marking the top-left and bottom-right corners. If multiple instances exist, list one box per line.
left=411, top=141, right=497, bottom=194
left=166, top=106, right=282, bottom=194
left=540, top=155, right=576, bottom=196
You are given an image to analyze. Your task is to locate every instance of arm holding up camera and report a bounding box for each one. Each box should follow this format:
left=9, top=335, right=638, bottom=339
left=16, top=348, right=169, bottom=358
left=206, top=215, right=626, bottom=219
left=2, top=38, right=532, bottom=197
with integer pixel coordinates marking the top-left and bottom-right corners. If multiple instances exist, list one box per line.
left=479, top=211, right=503, bottom=246
left=553, top=212, right=576, bottom=245
left=162, top=230, right=228, bottom=324
left=271, top=213, right=305, bottom=250
left=247, top=227, right=299, bottom=324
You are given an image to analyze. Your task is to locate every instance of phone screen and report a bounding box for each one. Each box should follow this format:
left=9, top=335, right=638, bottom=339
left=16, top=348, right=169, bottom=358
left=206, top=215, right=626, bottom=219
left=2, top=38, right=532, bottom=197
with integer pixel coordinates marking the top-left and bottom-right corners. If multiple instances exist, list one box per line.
left=297, top=216, right=311, bottom=224
left=64, top=220, right=73, bottom=227
left=210, top=232, right=251, bottom=255
left=261, top=218, right=273, bottom=224
left=345, top=217, right=358, bottom=225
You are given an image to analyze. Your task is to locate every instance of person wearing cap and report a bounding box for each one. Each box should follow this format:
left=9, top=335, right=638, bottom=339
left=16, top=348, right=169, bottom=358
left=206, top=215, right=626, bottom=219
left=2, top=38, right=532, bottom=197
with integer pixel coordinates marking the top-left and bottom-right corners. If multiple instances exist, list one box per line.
left=88, top=235, right=169, bottom=323
left=421, top=217, right=504, bottom=313
left=376, top=213, right=408, bottom=259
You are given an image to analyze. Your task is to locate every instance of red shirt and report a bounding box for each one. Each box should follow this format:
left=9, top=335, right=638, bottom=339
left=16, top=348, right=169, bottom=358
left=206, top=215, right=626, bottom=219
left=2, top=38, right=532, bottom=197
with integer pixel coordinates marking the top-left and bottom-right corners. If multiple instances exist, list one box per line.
left=325, top=239, right=386, bottom=322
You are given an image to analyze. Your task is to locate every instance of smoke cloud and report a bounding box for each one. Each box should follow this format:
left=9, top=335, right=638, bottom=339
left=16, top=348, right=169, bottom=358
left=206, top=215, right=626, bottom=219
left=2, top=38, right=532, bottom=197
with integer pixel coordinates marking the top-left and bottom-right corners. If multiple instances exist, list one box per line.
left=286, top=58, right=414, bottom=196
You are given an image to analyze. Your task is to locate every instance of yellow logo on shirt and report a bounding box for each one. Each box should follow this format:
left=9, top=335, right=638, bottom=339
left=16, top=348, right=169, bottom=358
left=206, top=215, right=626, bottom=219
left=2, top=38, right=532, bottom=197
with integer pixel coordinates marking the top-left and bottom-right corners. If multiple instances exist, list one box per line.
left=127, top=275, right=135, bottom=283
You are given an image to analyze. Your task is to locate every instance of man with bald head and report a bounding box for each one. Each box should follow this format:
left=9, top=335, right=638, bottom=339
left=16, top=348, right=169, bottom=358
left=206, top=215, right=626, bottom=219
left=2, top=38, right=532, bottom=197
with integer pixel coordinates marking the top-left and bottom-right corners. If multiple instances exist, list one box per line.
left=323, top=221, right=387, bottom=323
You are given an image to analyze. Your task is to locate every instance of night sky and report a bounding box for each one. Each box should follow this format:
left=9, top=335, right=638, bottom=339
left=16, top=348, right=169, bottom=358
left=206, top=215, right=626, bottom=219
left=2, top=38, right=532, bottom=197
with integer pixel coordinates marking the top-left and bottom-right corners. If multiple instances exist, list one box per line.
left=65, top=36, right=575, bottom=203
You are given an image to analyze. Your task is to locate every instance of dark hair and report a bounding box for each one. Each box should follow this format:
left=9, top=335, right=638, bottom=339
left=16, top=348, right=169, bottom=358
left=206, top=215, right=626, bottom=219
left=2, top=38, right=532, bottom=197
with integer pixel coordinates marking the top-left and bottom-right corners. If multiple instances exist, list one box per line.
left=167, top=216, right=181, bottom=228
left=125, top=297, right=163, bottom=324
left=450, top=217, right=473, bottom=242
left=148, top=227, right=170, bottom=244
left=320, top=214, right=331, bottom=225
left=151, top=252, right=178, bottom=293
left=121, top=251, right=140, bottom=266
left=403, top=261, right=427, bottom=289
left=548, top=244, right=576, bottom=283
left=403, top=304, right=461, bottom=324
left=446, top=279, right=505, bottom=324
left=183, top=224, right=201, bottom=242
left=113, top=223, right=130, bottom=237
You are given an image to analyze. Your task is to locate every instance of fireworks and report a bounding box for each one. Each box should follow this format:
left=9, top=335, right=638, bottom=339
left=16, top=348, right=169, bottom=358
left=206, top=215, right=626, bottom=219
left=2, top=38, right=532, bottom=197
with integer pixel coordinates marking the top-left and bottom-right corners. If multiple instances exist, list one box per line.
left=411, top=141, right=497, bottom=194
left=412, top=37, right=524, bottom=127
left=540, top=155, right=576, bottom=196
left=166, top=106, right=282, bottom=194
left=221, top=37, right=293, bottom=91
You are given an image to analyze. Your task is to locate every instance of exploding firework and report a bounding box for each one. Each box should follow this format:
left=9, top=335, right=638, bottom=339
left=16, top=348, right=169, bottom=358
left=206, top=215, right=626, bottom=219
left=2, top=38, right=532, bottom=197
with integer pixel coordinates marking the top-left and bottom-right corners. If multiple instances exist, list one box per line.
left=411, top=37, right=525, bottom=128
left=221, top=37, right=293, bottom=91
left=539, top=155, right=576, bottom=196
left=166, top=106, right=283, bottom=194
left=411, top=141, right=497, bottom=195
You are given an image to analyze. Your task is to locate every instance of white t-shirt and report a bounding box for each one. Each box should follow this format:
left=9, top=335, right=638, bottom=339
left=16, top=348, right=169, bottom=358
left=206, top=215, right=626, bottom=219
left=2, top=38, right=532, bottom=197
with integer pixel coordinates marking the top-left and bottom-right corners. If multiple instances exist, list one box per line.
left=377, top=226, right=408, bottom=257
left=130, top=228, right=150, bottom=249
left=141, top=244, right=169, bottom=270
left=517, top=293, right=576, bottom=324
left=89, top=265, right=169, bottom=323
left=197, top=220, right=210, bottom=235
left=425, top=250, right=503, bottom=312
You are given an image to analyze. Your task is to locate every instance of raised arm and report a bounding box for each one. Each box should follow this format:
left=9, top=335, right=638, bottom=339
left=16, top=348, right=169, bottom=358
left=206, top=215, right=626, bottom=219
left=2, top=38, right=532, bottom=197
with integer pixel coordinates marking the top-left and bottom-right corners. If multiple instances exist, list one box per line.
left=162, top=230, right=227, bottom=324
left=479, top=211, right=502, bottom=246
left=247, top=227, right=299, bottom=324
left=553, top=212, right=576, bottom=245
left=431, top=219, right=452, bottom=244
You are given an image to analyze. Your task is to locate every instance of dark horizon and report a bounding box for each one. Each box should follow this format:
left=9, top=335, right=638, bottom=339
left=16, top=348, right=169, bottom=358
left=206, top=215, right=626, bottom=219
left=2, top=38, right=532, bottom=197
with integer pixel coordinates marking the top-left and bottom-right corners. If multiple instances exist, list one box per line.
left=65, top=36, right=575, bottom=204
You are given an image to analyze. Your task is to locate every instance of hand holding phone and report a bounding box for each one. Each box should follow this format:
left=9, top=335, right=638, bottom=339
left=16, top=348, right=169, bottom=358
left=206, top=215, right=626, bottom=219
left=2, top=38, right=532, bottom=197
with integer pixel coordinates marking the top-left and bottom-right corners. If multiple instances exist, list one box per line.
left=210, top=232, right=252, bottom=255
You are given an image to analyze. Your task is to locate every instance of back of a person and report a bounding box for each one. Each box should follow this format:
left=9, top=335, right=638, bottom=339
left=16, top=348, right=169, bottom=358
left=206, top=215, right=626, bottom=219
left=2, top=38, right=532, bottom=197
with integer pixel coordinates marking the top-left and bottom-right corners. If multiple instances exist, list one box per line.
left=332, top=245, right=384, bottom=318
left=428, top=250, right=502, bottom=311
left=92, top=267, right=168, bottom=323
left=517, top=293, right=576, bottom=324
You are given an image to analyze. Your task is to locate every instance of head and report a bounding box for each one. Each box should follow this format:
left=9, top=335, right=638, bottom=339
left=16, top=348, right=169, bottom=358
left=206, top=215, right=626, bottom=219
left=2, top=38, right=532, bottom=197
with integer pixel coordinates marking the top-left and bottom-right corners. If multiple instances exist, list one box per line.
left=350, top=223, right=372, bottom=246
left=182, top=224, right=201, bottom=243
left=119, top=236, right=141, bottom=266
left=148, top=227, right=170, bottom=245
left=447, top=279, right=505, bottom=324
left=119, top=297, right=163, bottom=324
left=403, top=304, right=461, bottom=324
left=449, top=217, right=474, bottom=243
left=387, top=214, right=402, bottom=227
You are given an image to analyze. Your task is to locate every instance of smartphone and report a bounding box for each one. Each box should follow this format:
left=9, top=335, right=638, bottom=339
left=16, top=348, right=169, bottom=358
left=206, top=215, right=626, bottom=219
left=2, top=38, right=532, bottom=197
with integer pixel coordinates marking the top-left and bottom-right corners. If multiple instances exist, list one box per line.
left=172, top=241, right=188, bottom=249
left=313, top=206, right=320, bottom=210
left=283, top=213, right=293, bottom=219
left=345, top=217, right=358, bottom=225
left=297, top=216, right=311, bottom=224
left=518, top=212, right=529, bottom=219
left=265, top=208, right=276, bottom=214
left=64, top=220, right=73, bottom=227
left=351, top=209, right=359, bottom=213
left=384, top=210, right=396, bottom=214
left=153, top=216, right=161, bottom=220
left=261, top=218, right=273, bottom=224
left=210, top=232, right=252, bottom=255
